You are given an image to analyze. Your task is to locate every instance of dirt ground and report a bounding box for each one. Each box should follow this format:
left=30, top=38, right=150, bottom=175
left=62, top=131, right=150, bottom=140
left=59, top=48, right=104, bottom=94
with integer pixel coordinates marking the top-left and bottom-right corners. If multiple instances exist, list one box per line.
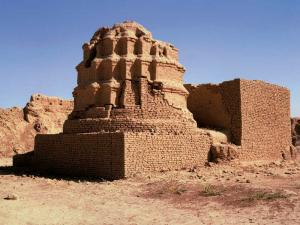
left=1, top=157, right=300, bottom=225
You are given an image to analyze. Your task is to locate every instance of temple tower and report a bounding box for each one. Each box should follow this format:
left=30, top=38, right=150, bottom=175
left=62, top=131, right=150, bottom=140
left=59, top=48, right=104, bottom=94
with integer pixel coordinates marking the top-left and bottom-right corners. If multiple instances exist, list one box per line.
left=63, top=21, right=197, bottom=135
left=12, top=22, right=216, bottom=179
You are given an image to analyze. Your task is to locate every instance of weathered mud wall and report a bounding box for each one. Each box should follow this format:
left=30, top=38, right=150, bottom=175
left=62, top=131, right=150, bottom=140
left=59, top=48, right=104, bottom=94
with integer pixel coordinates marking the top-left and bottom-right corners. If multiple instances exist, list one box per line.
left=184, top=84, right=232, bottom=129
left=0, top=94, right=73, bottom=157
left=186, top=79, right=291, bottom=161
left=185, top=79, right=241, bottom=145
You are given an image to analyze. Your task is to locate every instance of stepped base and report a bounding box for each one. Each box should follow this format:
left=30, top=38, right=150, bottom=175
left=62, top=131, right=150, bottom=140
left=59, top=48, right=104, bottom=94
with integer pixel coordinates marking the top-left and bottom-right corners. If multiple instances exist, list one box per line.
left=13, top=131, right=212, bottom=179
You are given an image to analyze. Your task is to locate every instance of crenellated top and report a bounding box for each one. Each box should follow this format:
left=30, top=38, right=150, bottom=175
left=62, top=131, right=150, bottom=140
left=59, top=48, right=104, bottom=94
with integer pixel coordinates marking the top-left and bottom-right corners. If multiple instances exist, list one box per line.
left=73, top=21, right=189, bottom=112
left=79, top=21, right=183, bottom=71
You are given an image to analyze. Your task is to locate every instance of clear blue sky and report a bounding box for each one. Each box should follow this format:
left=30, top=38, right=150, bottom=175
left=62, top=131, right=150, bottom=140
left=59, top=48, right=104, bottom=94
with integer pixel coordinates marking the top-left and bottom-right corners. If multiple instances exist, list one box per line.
left=0, top=0, right=299, bottom=116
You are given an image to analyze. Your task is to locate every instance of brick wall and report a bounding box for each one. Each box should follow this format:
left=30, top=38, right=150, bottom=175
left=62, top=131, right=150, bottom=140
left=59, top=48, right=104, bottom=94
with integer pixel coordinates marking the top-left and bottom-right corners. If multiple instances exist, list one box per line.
left=186, top=79, right=291, bottom=161
left=64, top=79, right=197, bottom=135
left=123, top=132, right=212, bottom=176
left=239, top=80, right=291, bottom=160
left=33, top=133, right=125, bottom=179
left=31, top=131, right=212, bottom=178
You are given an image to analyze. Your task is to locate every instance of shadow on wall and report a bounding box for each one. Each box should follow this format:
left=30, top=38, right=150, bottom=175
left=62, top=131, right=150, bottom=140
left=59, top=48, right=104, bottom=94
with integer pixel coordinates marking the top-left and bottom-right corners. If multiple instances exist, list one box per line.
left=185, top=83, right=235, bottom=144
left=185, top=78, right=292, bottom=161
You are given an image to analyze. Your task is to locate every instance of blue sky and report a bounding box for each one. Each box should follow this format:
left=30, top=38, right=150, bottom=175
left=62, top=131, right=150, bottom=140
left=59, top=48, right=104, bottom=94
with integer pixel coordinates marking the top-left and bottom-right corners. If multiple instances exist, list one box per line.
left=0, top=0, right=299, bottom=116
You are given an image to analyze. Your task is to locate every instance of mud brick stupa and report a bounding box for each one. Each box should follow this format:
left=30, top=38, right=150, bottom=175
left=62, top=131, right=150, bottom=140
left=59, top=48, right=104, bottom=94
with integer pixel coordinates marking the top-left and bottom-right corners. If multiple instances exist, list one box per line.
left=14, top=21, right=293, bottom=179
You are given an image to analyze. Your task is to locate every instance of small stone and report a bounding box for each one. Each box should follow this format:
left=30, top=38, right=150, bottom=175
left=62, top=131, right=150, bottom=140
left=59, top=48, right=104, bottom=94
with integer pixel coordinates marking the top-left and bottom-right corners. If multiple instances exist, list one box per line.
left=283, top=189, right=297, bottom=196
left=4, top=194, right=18, bottom=200
left=205, top=162, right=214, bottom=167
left=246, top=179, right=250, bottom=183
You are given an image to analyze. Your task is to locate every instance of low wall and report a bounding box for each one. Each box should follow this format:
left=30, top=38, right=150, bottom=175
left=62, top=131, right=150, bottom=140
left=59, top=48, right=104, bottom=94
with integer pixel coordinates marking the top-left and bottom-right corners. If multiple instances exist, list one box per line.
left=124, top=131, right=212, bottom=176
left=33, top=133, right=125, bottom=179
left=15, top=131, right=212, bottom=179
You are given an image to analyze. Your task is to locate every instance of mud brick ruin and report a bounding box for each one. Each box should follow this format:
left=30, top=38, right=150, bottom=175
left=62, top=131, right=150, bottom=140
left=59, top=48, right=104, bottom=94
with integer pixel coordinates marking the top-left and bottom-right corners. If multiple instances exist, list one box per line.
left=14, top=21, right=294, bottom=179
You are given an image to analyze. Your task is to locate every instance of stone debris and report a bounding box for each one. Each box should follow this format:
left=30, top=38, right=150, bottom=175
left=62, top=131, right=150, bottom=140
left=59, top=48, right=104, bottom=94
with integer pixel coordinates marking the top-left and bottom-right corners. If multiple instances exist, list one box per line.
left=209, top=143, right=239, bottom=162
left=4, top=194, right=18, bottom=200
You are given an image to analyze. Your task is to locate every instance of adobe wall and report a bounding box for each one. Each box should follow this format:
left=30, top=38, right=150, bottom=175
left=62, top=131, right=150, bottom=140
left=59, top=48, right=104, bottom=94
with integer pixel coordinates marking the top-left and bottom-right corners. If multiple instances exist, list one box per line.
left=185, top=79, right=242, bottom=144
left=33, top=133, right=125, bottom=179
left=123, top=132, right=212, bottom=176
left=186, top=79, right=291, bottom=161
left=239, top=80, right=291, bottom=160
left=184, top=84, right=231, bottom=128
left=65, top=78, right=197, bottom=135
left=26, top=131, right=212, bottom=178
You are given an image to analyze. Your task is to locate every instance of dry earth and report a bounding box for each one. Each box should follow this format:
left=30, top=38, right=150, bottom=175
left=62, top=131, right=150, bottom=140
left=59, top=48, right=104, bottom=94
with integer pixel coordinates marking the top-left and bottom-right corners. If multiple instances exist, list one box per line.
left=1, top=157, right=300, bottom=225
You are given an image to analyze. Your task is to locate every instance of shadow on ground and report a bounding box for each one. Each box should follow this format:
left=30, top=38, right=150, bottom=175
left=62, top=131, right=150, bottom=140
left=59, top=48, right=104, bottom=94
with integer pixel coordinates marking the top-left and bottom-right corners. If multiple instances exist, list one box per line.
left=0, top=165, right=110, bottom=183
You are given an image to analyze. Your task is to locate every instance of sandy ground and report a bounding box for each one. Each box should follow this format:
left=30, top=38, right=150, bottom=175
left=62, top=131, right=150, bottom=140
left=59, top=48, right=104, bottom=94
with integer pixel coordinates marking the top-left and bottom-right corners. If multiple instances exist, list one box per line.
left=1, top=158, right=300, bottom=225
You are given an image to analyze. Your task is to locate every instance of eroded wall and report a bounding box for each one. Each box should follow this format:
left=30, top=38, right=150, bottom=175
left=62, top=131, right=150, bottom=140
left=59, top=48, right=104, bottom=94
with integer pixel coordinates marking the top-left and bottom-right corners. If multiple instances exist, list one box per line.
left=0, top=94, right=73, bottom=157
left=184, top=84, right=231, bottom=128
left=74, top=21, right=188, bottom=111
left=186, top=79, right=291, bottom=161
left=185, top=79, right=241, bottom=144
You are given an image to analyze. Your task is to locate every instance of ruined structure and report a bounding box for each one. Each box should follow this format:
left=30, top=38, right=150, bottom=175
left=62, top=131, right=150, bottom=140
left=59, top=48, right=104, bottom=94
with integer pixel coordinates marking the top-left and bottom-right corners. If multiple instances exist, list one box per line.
left=185, top=80, right=292, bottom=161
left=0, top=94, right=72, bottom=157
left=14, top=21, right=293, bottom=179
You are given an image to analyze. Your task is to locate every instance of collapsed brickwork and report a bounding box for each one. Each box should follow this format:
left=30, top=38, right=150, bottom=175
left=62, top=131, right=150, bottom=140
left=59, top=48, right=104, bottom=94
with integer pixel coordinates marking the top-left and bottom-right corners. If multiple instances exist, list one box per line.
left=185, top=79, right=292, bottom=161
left=13, top=21, right=294, bottom=179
